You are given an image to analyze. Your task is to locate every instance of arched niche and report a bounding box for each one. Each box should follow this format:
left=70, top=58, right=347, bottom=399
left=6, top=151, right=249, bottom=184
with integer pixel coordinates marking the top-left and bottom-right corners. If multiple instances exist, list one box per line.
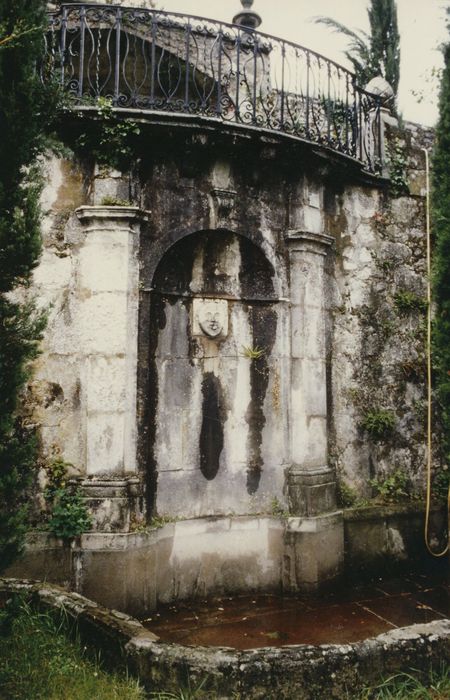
left=142, top=229, right=289, bottom=519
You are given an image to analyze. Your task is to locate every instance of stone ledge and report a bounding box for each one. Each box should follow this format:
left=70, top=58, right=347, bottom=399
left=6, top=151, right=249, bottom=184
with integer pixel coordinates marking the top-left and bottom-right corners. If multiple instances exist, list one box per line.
left=76, top=205, right=151, bottom=222
left=343, top=501, right=441, bottom=522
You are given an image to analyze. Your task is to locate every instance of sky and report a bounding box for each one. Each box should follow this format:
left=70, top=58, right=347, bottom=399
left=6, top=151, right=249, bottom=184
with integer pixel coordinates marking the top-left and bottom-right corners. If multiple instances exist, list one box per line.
left=156, top=0, right=449, bottom=126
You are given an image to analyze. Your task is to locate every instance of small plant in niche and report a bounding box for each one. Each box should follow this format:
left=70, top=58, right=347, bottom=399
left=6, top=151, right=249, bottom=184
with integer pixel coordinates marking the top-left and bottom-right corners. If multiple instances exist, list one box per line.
left=270, top=497, right=289, bottom=519
left=43, top=458, right=92, bottom=540
left=336, top=480, right=358, bottom=508
left=149, top=514, right=179, bottom=529
left=393, top=290, right=428, bottom=315
left=242, top=345, right=265, bottom=360
left=360, top=409, right=395, bottom=441
left=336, top=479, right=370, bottom=509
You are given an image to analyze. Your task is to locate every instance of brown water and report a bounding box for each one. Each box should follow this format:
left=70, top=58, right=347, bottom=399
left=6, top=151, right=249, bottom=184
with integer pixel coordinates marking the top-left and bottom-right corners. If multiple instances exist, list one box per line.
left=141, top=567, right=449, bottom=649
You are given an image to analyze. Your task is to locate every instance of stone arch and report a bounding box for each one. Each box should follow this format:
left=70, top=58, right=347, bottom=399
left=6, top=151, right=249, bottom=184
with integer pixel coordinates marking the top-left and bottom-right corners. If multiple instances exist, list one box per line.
left=140, top=226, right=285, bottom=298
left=139, top=228, right=289, bottom=520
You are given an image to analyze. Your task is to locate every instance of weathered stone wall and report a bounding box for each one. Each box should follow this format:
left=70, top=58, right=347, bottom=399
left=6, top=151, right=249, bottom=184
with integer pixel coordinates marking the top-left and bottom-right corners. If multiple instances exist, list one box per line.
left=10, top=112, right=439, bottom=602
left=32, top=120, right=434, bottom=511
left=327, top=121, right=435, bottom=500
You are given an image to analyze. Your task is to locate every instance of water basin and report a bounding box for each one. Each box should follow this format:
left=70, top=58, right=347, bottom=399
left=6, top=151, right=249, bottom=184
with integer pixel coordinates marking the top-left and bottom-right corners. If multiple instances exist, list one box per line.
left=141, top=567, right=449, bottom=650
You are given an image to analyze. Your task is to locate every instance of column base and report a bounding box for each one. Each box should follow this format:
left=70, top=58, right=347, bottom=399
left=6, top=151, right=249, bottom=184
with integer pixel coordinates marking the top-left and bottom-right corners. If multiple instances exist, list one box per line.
left=76, top=477, right=143, bottom=533
left=283, top=511, right=344, bottom=592
left=286, top=466, right=337, bottom=516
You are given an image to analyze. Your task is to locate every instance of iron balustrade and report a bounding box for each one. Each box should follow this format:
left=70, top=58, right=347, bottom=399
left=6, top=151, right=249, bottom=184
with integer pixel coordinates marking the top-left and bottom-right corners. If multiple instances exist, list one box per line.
left=45, top=3, right=383, bottom=173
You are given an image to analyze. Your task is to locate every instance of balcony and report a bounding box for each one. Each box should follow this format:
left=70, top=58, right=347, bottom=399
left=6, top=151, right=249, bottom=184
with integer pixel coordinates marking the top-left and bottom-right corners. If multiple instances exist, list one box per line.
left=45, top=3, right=383, bottom=174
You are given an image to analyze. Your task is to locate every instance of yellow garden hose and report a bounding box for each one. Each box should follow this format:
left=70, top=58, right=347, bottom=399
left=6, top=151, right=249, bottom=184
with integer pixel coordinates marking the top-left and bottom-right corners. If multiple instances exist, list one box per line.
left=423, top=147, right=450, bottom=557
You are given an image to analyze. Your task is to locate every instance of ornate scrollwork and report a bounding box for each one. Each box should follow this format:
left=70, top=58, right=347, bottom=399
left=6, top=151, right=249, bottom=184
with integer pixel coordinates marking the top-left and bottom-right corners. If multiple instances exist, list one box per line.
left=44, top=3, right=383, bottom=174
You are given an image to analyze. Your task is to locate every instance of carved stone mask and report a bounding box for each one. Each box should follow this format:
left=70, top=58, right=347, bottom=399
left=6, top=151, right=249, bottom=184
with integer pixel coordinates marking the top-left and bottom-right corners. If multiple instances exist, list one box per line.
left=199, top=310, right=222, bottom=337
left=192, top=298, right=228, bottom=339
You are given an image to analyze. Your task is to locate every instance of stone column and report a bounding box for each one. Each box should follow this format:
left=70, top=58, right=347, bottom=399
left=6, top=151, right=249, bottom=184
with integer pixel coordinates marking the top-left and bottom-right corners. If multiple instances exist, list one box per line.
left=284, top=229, right=344, bottom=590
left=286, top=230, right=335, bottom=514
left=75, top=205, right=145, bottom=530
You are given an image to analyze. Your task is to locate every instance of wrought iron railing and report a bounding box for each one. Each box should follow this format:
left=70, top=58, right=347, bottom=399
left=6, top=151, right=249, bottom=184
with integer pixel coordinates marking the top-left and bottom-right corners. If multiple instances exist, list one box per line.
left=45, top=3, right=383, bottom=173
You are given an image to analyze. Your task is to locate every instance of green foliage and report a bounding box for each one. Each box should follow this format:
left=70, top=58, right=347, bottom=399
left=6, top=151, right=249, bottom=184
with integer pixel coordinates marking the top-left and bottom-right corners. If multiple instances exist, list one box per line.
left=361, top=409, right=395, bottom=441
left=387, top=139, right=409, bottom=196
left=0, top=595, right=146, bottom=699
left=336, top=480, right=370, bottom=509
left=44, top=457, right=69, bottom=492
left=242, top=345, right=265, bottom=359
left=75, top=97, right=140, bottom=171
left=393, top=290, right=427, bottom=314
left=336, top=481, right=358, bottom=508
left=433, top=467, right=450, bottom=503
left=432, top=26, right=450, bottom=471
left=42, top=458, right=92, bottom=539
left=369, top=469, right=411, bottom=503
left=46, top=488, right=92, bottom=540
left=148, top=514, right=179, bottom=529
left=270, top=497, right=289, bottom=518
left=368, top=0, right=400, bottom=100
left=359, top=666, right=450, bottom=699
left=100, top=196, right=132, bottom=207
left=314, top=0, right=400, bottom=106
left=0, top=0, right=60, bottom=572
left=149, top=677, right=208, bottom=700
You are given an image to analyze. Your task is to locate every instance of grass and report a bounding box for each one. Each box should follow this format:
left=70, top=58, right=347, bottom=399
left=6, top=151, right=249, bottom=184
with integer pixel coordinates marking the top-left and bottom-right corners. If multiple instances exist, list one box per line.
left=0, top=596, right=146, bottom=700
left=358, top=667, right=450, bottom=699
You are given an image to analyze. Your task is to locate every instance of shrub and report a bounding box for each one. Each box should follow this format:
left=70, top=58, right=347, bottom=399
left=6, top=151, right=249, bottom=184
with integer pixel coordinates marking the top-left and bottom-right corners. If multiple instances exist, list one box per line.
left=393, top=290, right=427, bottom=314
left=361, top=409, right=395, bottom=441
left=369, top=469, right=411, bottom=503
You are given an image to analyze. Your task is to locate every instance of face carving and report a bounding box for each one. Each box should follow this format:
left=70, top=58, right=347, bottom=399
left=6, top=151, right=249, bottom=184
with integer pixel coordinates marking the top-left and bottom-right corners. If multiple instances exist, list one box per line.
left=192, top=299, right=228, bottom=339
left=199, top=310, right=222, bottom=337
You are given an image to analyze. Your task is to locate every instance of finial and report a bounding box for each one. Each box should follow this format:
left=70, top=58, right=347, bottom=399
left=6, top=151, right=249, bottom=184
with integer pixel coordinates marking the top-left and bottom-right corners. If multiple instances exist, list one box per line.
left=233, top=0, right=262, bottom=30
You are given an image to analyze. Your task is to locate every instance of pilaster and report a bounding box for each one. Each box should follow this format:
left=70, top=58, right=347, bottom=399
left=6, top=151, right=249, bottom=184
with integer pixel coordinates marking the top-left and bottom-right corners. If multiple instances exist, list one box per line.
left=75, top=205, right=147, bottom=530
left=284, top=227, right=343, bottom=590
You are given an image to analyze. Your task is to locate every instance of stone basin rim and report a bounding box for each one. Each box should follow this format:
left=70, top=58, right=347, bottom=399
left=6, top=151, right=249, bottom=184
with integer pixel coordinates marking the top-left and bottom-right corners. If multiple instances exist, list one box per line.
left=1, top=577, right=448, bottom=655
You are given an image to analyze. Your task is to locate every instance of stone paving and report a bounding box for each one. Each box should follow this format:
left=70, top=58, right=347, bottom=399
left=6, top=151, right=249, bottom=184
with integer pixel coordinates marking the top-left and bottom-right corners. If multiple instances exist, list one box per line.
left=142, top=566, right=450, bottom=649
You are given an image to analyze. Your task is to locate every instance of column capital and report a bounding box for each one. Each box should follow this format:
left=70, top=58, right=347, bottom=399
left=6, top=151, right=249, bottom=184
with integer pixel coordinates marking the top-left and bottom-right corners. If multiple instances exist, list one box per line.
left=285, top=230, right=334, bottom=255
left=76, top=205, right=150, bottom=230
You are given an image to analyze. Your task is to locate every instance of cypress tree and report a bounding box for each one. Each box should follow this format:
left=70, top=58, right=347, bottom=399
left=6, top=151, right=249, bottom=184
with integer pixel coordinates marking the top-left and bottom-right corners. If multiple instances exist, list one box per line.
left=0, top=0, right=58, bottom=571
left=368, top=0, right=400, bottom=100
left=432, top=27, right=450, bottom=472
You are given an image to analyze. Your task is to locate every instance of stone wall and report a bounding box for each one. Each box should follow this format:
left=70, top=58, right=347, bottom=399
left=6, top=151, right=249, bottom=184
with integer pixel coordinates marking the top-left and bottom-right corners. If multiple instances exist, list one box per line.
left=327, top=121, right=435, bottom=499
left=10, top=109, right=440, bottom=601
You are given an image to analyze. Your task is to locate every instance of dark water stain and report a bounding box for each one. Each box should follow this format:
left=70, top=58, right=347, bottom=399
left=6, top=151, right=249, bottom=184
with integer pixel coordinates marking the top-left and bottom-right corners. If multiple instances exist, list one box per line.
left=238, top=237, right=278, bottom=494
left=152, top=233, right=197, bottom=295
left=145, top=291, right=168, bottom=517
left=245, top=305, right=277, bottom=494
left=238, top=236, right=275, bottom=300
left=199, top=372, right=225, bottom=481
left=202, top=231, right=233, bottom=295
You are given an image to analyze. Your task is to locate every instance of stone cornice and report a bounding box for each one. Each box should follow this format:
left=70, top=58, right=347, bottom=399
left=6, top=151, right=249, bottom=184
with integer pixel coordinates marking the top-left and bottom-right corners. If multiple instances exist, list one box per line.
left=285, top=230, right=334, bottom=255
left=76, top=205, right=150, bottom=223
